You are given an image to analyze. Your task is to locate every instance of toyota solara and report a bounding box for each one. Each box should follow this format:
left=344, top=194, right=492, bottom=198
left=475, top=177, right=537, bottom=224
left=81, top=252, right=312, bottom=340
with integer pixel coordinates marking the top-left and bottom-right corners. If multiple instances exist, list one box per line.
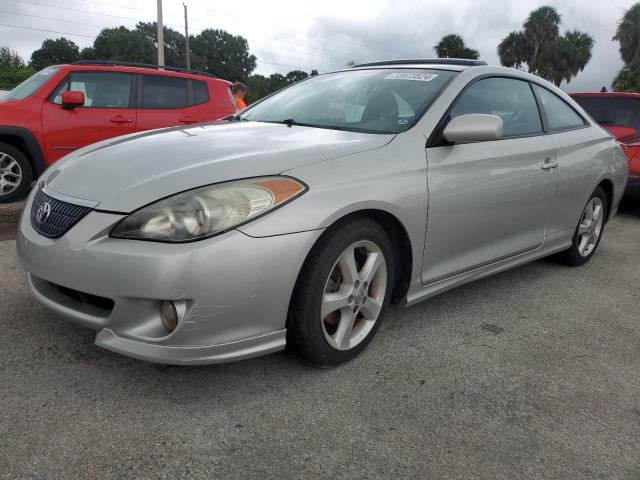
left=17, top=59, right=628, bottom=366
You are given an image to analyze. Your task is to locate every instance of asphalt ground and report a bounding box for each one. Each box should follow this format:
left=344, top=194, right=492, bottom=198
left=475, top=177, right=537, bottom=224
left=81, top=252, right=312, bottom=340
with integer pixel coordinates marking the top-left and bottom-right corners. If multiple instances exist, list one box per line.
left=1, top=198, right=639, bottom=479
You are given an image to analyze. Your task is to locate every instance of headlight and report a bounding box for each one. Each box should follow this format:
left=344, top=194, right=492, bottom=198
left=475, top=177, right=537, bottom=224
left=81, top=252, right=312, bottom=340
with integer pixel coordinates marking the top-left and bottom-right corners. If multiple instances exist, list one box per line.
left=110, top=176, right=307, bottom=242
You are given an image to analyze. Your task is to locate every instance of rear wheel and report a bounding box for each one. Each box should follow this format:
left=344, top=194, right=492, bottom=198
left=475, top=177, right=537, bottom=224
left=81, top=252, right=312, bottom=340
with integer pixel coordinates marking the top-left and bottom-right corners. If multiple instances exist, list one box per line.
left=556, top=186, right=608, bottom=266
left=0, top=142, right=32, bottom=204
left=287, top=217, right=394, bottom=366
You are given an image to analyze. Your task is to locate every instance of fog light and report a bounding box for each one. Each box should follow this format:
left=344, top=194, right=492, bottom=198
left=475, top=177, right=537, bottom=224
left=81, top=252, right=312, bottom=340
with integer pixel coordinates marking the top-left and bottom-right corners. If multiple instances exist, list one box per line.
left=161, top=300, right=178, bottom=333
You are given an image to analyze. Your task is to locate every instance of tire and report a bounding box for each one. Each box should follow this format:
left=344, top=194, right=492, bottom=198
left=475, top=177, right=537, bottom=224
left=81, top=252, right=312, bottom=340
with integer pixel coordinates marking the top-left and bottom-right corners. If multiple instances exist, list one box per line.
left=287, top=216, right=395, bottom=367
left=555, top=186, right=608, bottom=266
left=0, top=142, right=33, bottom=204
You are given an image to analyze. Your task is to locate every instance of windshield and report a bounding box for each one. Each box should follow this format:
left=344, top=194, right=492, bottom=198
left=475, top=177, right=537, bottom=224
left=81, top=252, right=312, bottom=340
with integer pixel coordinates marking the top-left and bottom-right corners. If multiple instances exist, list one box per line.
left=5, top=65, right=61, bottom=100
left=241, top=69, right=456, bottom=134
left=573, top=96, right=640, bottom=133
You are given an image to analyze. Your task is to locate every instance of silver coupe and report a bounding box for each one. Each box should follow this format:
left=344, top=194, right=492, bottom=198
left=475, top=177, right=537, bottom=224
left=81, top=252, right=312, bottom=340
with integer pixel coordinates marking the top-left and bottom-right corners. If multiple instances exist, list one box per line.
left=17, top=59, right=628, bottom=366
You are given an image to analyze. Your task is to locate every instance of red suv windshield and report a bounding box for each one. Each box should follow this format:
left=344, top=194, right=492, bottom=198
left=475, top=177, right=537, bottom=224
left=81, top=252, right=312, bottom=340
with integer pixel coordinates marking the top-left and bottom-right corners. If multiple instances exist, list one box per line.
left=5, top=66, right=61, bottom=100
left=573, top=96, right=640, bottom=133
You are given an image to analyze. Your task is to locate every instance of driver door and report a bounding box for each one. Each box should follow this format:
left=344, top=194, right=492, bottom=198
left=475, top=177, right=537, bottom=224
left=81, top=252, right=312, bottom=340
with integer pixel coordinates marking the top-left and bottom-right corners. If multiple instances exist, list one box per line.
left=41, top=71, right=137, bottom=162
left=422, top=77, right=559, bottom=284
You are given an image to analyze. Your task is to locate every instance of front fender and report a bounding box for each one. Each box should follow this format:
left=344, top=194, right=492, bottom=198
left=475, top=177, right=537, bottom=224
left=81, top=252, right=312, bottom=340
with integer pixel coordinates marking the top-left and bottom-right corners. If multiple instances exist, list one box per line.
left=237, top=128, right=429, bottom=278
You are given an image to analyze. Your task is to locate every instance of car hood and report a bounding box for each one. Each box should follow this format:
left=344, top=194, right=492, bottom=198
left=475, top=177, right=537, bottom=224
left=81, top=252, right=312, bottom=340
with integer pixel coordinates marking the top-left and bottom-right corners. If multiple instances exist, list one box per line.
left=45, top=121, right=395, bottom=212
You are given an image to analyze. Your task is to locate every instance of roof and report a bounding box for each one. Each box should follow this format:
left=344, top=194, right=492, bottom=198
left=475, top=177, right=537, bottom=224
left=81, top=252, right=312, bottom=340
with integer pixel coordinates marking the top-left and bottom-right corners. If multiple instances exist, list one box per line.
left=353, top=58, right=487, bottom=68
left=69, top=61, right=227, bottom=82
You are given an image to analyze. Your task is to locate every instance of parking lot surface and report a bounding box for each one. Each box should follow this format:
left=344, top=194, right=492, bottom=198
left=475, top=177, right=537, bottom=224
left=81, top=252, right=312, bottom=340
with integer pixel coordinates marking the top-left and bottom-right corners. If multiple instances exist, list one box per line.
left=1, top=200, right=639, bottom=479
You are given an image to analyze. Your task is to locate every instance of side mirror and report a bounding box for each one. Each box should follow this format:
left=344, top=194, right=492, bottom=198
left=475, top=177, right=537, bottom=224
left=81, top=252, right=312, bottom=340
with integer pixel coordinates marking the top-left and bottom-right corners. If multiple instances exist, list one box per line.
left=443, top=114, right=504, bottom=144
left=61, top=91, right=84, bottom=110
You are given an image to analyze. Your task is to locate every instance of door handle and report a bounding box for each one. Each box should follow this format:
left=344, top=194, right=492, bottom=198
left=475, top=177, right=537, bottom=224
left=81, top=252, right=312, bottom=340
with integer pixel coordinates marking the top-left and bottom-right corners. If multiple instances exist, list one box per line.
left=179, top=116, right=199, bottom=124
left=110, top=116, right=132, bottom=124
left=541, top=158, right=559, bottom=170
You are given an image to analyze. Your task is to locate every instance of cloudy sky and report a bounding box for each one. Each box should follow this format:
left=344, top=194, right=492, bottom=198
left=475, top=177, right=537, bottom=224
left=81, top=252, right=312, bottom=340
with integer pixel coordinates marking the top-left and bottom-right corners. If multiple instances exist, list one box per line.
left=0, top=0, right=636, bottom=91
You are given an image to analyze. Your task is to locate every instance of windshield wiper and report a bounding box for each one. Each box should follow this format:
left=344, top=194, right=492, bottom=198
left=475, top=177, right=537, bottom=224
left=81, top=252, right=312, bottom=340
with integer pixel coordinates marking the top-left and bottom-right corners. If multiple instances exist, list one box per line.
left=279, top=119, right=347, bottom=131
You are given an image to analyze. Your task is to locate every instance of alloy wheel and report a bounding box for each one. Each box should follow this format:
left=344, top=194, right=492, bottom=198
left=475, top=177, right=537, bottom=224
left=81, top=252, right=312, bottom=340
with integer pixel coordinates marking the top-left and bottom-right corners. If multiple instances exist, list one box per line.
left=0, top=152, right=23, bottom=196
left=321, top=240, right=387, bottom=351
left=577, top=197, right=604, bottom=257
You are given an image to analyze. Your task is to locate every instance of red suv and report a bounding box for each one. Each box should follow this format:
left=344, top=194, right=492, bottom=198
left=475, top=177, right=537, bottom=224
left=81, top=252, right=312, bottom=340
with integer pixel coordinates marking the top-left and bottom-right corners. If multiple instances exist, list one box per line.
left=570, top=92, right=640, bottom=197
left=0, top=61, right=237, bottom=203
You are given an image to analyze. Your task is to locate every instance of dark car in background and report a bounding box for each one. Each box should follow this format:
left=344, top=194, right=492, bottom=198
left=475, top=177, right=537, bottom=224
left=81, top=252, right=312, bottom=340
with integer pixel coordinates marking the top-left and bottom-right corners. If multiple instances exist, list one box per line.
left=571, top=92, right=640, bottom=196
left=0, top=61, right=237, bottom=203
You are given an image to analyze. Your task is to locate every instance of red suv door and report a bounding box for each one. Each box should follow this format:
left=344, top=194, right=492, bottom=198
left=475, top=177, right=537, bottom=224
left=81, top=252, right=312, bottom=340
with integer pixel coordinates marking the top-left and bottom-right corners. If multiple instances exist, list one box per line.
left=41, top=70, right=137, bottom=162
left=136, top=74, right=203, bottom=130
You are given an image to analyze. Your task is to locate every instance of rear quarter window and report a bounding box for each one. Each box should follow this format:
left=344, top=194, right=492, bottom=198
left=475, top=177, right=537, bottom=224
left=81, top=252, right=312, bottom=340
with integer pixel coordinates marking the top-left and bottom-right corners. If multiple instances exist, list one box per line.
left=193, top=80, right=209, bottom=105
left=142, top=75, right=188, bottom=109
left=533, top=85, right=586, bottom=131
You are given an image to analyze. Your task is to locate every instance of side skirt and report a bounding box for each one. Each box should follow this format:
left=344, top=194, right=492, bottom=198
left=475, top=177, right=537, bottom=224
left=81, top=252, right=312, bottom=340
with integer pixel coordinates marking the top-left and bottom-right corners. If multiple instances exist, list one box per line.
left=402, top=230, right=573, bottom=307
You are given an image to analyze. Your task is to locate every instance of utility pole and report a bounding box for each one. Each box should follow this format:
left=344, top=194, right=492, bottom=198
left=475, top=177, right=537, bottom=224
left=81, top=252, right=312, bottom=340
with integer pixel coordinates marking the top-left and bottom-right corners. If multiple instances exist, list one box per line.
left=184, top=3, right=190, bottom=70
left=157, top=0, right=165, bottom=67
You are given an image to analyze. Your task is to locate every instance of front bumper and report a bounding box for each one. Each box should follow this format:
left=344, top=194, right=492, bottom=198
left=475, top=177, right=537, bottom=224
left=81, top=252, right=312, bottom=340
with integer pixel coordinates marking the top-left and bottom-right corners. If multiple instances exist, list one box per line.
left=17, top=191, right=322, bottom=365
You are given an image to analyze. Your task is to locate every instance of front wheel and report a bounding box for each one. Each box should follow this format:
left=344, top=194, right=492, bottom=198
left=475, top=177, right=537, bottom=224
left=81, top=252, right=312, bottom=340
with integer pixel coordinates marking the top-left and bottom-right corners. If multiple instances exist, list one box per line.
left=556, top=186, right=608, bottom=266
left=0, top=142, right=33, bottom=204
left=287, top=217, right=394, bottom=367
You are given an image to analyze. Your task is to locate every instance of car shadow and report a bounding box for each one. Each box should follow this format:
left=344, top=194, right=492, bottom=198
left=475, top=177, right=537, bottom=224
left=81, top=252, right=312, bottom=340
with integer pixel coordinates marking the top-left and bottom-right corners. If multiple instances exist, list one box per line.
left=618, top=195, right=640, bottom=218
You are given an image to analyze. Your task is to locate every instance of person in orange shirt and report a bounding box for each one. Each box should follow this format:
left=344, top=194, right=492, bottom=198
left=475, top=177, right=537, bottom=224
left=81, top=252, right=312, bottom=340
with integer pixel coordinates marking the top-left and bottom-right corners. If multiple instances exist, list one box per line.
left=231, top=82, right=247, bottom=110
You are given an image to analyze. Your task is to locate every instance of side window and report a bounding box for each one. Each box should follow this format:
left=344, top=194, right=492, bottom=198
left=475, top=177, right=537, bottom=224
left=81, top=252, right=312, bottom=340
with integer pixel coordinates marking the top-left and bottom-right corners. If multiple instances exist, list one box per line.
left=450, top=77, right=542, bottom=137
left=52, top=72, right=132, bottom=108
left=192, top=80, right=209, bottom=105
left=533, top=85, right=586, bottom=131
left=142, top=75, right=188, bottom=109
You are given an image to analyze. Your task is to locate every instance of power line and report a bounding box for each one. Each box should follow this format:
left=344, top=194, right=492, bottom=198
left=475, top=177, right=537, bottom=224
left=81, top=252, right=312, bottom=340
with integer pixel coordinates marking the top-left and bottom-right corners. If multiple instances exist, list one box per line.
left=8, top=0, right=145, bottom=23
left=0, top=22, right=96, bottom=38
left=0, top=8, right=114, bottom=30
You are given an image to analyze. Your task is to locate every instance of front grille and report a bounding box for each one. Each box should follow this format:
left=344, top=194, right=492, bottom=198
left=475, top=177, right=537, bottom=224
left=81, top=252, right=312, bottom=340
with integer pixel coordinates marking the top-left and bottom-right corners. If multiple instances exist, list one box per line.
left=30, top=188, right=92, bottom=238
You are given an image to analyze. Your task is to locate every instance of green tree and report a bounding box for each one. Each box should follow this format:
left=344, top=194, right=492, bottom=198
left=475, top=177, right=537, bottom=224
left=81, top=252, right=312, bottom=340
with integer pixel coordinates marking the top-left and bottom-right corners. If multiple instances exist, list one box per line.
left=80, top=47, right=96, bottom=60
left=245, top=74, right=270, bottom=103
left=267, top=73, right=287, bottom=92
left=0, top=47, right=35, bottom=89
left=92, top=26, right=156, bottom=64
left=434, top=34, right=479, bottom=59
left=136, top=22, right=187, bottom=68
left=537, top=30, right=594, bottom=86
left=285, top=70, right=309, bottom=84
left=245, top=70, right=316, bottom=104
left=0, top=46, right=26, bottom=69
left=29, top=37, right=79, bottom=70
left=498, top=6, right=593, bottom=86
left=612, top=3, right=640, bottom=92
left=191, top=29, right=256, bottom=81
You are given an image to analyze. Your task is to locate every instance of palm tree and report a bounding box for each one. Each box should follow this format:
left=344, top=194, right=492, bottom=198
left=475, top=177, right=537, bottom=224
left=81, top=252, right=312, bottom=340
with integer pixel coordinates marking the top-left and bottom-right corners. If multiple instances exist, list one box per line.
left=537, top=31, right=594, bottom=86
left=612, top=3, right=640, bottom=92
left=434, top=34, right=479, bottom=59
left=498, top=6, right=593, bottom=86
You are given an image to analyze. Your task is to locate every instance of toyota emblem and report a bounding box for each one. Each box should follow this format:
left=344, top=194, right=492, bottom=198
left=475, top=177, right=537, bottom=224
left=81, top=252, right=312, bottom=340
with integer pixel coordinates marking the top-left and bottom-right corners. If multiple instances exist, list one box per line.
left=36, top=202, right=52, bottom=224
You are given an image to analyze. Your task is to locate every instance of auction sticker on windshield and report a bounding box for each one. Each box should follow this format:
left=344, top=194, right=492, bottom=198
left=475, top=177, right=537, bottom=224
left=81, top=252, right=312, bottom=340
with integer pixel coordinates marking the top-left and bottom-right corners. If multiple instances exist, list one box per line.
left=384, top=72, right=439, bottom=81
